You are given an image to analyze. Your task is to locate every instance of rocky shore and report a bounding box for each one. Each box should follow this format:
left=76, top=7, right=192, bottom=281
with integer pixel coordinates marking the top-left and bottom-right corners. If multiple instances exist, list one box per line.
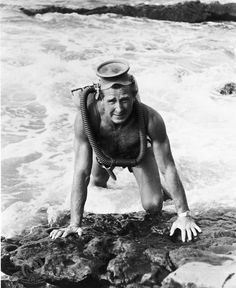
left=220, top=82, right=236, bottom=96
left=20, top=1, right=236, bottom=23
left=1, top=208, right=236, bottom=287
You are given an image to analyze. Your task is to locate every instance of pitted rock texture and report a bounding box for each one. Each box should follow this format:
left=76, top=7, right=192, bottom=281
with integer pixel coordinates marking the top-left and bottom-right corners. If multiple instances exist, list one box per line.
left=1, top=208, right=236, bottom=288
left=220, top=82, right=236, bottom=96
left=20, top=1, right=236, bottom=23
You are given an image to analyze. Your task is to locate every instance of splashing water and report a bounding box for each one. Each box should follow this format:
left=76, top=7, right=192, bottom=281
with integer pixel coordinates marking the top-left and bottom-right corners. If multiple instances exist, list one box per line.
left=1, top=0, right=236, bottom=237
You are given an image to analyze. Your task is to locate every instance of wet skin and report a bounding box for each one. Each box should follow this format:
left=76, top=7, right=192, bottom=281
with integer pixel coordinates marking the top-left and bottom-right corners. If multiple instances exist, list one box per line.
left=50, top=84, right=201, bottom=242
left=94, top=86, right=140, bottom=159
left=101, top=85, right=135, bottom=125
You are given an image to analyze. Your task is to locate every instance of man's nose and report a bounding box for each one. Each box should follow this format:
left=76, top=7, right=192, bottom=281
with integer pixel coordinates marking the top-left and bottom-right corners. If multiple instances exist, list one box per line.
left=115, top=101, right=123, bottom=113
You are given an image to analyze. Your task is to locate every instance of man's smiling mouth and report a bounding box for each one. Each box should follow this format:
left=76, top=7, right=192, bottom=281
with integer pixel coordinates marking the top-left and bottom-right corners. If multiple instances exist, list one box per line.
left=114, top=113, right=125, bottom=117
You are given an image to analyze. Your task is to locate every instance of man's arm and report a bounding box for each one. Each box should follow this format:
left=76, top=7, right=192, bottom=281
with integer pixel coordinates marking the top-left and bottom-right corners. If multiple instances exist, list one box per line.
left=50, top=111, right=92, bottom=239
left=70, top=112, right=92, bottom=227
left=147, top=107, right=201, bottom=241
left=152, top=136, right=189, bottom=215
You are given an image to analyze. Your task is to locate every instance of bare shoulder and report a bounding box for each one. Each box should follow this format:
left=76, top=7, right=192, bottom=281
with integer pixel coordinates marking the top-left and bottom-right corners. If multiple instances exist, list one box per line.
left=141, top=103, right=167, bottom=143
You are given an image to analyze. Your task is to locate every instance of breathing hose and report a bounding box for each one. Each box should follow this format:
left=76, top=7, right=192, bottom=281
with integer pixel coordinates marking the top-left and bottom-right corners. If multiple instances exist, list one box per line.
left=80, top=85, right=147, bottom=179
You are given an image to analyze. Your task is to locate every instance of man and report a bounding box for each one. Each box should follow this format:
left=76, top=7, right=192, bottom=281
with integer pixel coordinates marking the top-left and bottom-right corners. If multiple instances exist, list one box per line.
left=50, top=59, right=201, bottom=242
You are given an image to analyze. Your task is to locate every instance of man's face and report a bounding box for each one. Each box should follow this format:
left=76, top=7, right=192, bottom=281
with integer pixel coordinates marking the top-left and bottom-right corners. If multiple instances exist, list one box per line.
left=102, top=85, right=134, bottom=124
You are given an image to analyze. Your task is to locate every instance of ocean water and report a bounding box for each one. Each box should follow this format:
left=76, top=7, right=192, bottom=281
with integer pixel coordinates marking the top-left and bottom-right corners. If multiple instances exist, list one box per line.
left=1, top=0, right=236, bottom=237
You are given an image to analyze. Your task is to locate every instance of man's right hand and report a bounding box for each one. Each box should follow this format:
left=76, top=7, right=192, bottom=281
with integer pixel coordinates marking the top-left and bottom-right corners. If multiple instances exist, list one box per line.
left=49, top=225, right=82, bottom=239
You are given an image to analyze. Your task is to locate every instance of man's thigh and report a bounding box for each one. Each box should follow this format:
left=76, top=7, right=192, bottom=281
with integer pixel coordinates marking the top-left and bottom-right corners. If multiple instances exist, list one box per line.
left=132, top=147, right=163, bottom=210
left=91, top=154, right=109, bottom=187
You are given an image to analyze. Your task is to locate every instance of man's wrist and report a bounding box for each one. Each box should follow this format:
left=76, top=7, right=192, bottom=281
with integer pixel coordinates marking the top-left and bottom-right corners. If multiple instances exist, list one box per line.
left=69, top=223, right=81, bottom=228
left=178, top=210, right=191, bottom=217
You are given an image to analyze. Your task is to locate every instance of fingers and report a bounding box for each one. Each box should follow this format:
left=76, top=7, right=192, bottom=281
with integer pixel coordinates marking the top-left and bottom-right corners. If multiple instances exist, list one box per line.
left=49, top=229, right=58, bottom=238
left=184, top=226, right=202, bottom=242
left=181, top=229, right=186, bottom=242
left=55, top=230, right=64, bottom=239
left=191, top=227, right=198, bottom=237
left=187, top=228, right=192, bottom=242
left=50, top=229, right=64, bottom=239
left=193, top=223, right=202, bottom=233
left=185, top=225, right=202, bottom=242
left=49, top=226, right=83, bottom=239
left=169, top=223, right=176, bottom=236
left=62, top=229, right=70, bottom=238
left=76, top=227, right=83, bottom=237
left=184, top=225, right=202, bottom=242
left=170, top=217, right=202, bottom=243
left=61, top=227, right=80, bottom=238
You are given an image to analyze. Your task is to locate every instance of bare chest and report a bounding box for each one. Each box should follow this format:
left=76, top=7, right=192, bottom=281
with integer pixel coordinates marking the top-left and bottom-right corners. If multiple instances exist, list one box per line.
left=96, top=117, right=140, bottom=159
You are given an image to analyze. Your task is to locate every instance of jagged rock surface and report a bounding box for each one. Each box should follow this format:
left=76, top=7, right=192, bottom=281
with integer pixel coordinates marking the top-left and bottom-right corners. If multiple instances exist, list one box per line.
left=220, top=82, right=236, bottom=96
left=20, top=1, right=236, bottom=23
left=1, top=208, right=236, bottom=288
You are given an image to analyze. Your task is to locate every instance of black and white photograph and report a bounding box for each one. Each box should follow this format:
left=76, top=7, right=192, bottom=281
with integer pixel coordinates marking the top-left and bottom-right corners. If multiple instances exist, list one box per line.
left=1, top=0, right=236, bottom=287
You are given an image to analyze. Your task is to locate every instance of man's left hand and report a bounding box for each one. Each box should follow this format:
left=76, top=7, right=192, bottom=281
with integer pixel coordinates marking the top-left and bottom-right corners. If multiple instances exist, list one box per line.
left=170, top=215, right=201, bottom=242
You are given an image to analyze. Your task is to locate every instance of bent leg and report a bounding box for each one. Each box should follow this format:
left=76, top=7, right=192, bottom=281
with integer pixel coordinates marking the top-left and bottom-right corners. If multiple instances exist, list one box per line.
left=91, top=155, right=109, bottom=188
left=132, top=148, right=163, bottom=214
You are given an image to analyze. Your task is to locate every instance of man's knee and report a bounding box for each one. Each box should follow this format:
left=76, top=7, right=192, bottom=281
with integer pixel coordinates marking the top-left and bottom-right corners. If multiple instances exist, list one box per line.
left=142, top=196, right=163, bottom=214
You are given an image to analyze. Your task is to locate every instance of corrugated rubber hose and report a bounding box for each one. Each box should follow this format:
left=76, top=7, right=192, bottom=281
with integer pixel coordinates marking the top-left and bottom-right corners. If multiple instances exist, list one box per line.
left=80, top=85, right=147, bottom=180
